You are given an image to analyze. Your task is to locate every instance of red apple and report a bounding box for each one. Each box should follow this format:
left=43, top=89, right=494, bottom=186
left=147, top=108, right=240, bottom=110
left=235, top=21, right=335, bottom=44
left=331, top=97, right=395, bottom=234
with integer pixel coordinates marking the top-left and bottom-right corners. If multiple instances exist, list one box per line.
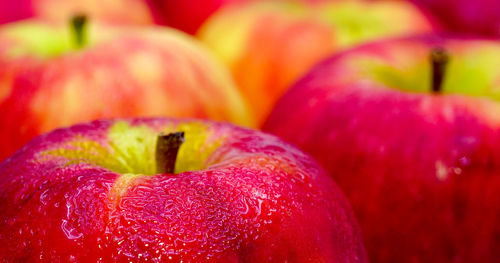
left=0, top=117, right=367, bottom=262
left=264, top=36, right=500, bottom=262
left=0, top=0, right=155, bottom=25
left=198, top=0, right=435, bottom=126
left=0, top=18, right=253, bottom=162
left=411, top=0, right=500, bottom=38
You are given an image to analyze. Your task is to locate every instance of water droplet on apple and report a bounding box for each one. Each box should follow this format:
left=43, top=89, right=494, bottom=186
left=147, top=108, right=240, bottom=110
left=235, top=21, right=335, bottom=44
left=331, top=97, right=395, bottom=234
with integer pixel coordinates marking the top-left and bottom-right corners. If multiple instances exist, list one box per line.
left=61, top=219, right=83, bottom=240
left=39, top=189, right=50, bottom=205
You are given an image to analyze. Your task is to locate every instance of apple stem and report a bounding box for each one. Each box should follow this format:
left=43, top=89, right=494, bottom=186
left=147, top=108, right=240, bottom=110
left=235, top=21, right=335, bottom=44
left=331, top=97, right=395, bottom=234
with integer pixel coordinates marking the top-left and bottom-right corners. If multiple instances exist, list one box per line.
left=71, top=14, right=88, bottom=49
left=430, top=47, right=449, bottom=93
left=156, top=132, right=185, bottom=174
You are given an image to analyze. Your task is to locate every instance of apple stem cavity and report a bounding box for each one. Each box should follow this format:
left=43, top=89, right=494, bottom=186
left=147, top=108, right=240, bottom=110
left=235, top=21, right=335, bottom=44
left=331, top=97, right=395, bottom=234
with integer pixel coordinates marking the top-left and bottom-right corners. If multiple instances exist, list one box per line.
left=430, top=47, right=450, bottom=94
left=156, top=132, right=185, bottom=174
left=71, top=14, right=88, bottom=49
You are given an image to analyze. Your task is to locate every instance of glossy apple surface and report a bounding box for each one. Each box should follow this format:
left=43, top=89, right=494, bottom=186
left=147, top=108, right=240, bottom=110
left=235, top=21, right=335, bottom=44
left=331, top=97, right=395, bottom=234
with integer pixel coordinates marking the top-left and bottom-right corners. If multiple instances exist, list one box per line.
left=412, top=0, right=500, bottom=38
left=264, top=37, right=500, bottom=262
left=0, top=117, right=367, bottom=262
left=0, top=19, right=253, bottom=162
left=0, top=0, right=154, bottom=25
left=198, top=1, right=434, bottom=126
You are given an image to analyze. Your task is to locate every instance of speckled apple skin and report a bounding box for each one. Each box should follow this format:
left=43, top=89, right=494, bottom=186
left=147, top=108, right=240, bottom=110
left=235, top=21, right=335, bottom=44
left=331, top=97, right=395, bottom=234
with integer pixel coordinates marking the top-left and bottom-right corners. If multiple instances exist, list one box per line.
left=0, top=118, right=367, bottom=262
left=264, top=38, right=500, bottom=262
left=0, top=21, right=253, bottom=162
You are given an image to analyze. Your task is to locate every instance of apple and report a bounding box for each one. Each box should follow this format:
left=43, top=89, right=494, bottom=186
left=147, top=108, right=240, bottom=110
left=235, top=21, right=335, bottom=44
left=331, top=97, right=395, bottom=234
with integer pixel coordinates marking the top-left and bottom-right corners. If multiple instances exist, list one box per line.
left=0, top=0, right=334, bottom=34
left=411, top=0, right=500, bottom=38
left=264, top=37, right=500, bottom=262
left=0, top=17, right=253, bottom=162
left=198, top=0, right=435, bottom=126
left=144, top=0, right=333, bottom=35
left=0, top=117, right=367, bottom=262
left=144, top=0, right=246, bottom=35
left=0, top=0, right=154, bottom=25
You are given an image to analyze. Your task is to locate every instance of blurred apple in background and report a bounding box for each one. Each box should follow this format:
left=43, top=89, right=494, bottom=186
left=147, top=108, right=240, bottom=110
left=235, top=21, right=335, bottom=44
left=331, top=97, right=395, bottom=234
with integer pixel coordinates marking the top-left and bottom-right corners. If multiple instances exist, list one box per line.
left=0, top=17, right=253, bottom=162
left=145, top=0, right=334, bottom=35
left=264, top=37, right=500, bottom=262
left=411, top=0, right=500, bottom=38
left=145, top=0, right=247, bottom=34
left=0, top=117, right=367, bottom=262
left=0, top=0, right=154, bottom=25
left=198, top=0, right=435, bottom=126
left=0, top=0, right=332, bottom=34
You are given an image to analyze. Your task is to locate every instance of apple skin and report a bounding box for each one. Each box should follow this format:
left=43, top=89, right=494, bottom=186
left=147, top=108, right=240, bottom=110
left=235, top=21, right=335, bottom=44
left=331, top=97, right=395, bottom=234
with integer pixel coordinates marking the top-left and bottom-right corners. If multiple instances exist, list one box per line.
left=0, top=117, right=367, bottom=262
left=198, top=1, right=435, bottom=126
left=0, top=19, right=253, bottom=163
left=145, top=0, right=329, bottom=35
left=264, top=37, right=500, bottom=262
left=145, top=0, right=247, bottom=35
left=411, top=0, right=500, bottom=38
left=0, top=0, right=154, bottom=25
left=0, top=0, right=32, bottom=24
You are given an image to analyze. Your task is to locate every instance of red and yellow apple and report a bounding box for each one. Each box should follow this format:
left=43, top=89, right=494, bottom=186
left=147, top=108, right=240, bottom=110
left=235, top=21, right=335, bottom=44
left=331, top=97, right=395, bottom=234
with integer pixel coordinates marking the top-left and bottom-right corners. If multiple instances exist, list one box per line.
left=0, top=117, right=367, bottom=262
left=411, top=0, right=500, bottom=38
left=198, top=0, right=435, bottom=125
left=0, top=18, right=253, bottom=162
left=0, top=0, right=154, bottom=25
left=145, top=0, right=333, bottom=35
left=264, top=37, right=500, bottom=262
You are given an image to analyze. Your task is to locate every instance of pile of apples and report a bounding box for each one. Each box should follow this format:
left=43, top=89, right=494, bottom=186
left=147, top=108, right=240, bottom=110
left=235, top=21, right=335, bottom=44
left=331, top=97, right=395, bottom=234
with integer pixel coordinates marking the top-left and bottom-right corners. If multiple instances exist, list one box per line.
left=0, top=0, right=499, bottom=262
